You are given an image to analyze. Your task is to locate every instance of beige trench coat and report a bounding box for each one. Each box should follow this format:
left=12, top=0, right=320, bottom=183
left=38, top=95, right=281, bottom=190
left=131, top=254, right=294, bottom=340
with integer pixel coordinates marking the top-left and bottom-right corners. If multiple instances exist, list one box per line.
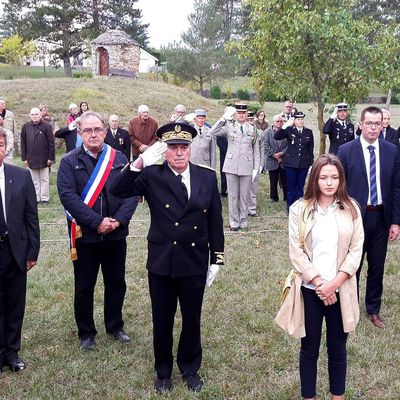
left=275, top=199, right=364, bottom=338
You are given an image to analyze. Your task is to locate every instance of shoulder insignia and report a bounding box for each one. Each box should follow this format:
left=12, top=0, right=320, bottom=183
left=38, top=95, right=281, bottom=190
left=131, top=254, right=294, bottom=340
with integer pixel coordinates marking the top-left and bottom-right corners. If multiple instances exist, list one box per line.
left=197, top=164, right=215, bottom=171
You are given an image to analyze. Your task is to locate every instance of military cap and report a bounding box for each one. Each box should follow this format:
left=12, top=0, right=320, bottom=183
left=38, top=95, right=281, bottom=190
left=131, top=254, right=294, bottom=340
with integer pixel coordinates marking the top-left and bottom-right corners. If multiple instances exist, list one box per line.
left=195, top=109, right=207, bottom=117
left=156, top=122, right=197, bottom=145
left=235, top=103, right=248, bottom=111
left=247, top=111, right=255, bottom=119
left=294, top=111, right=306, bottom=119
left=336, top=102, right=348, bottom=111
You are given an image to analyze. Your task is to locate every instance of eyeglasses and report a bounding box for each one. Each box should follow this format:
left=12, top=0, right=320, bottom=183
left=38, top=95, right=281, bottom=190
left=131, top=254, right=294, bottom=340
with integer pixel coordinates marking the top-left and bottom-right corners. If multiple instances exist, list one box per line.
left=364, top=122, right=382, bottom=128
left=80, top=127, right=104, bottom=135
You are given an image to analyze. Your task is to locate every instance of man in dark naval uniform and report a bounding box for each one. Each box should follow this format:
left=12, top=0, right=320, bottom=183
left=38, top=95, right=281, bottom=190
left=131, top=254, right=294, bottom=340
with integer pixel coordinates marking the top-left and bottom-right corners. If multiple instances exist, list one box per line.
left=323, top=102, right=355, bottom=155
left=111, top=122, right=224, bottom=393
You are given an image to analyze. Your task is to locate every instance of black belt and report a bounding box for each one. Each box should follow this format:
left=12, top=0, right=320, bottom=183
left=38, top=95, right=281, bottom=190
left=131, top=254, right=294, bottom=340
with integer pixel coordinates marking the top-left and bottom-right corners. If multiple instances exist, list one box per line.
left=366, top=205, right=384, bottom=211
left=0, top=234, right=8, bottom=242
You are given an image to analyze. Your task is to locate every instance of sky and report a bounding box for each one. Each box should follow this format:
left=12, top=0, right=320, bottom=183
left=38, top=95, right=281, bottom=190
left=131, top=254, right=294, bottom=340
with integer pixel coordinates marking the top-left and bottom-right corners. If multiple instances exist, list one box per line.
left=136, top=0, right=194, bottom=49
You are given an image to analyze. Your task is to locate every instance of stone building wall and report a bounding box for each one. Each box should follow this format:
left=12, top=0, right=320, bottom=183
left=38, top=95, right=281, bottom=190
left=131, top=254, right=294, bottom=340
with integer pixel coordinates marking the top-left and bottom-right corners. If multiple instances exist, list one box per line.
left=92, top=44, right=140, bottom=76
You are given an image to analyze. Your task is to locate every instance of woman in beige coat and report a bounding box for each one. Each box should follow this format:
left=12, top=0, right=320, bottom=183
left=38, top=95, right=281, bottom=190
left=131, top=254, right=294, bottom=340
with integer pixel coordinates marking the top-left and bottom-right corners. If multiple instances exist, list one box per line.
left=276, top=154, right=364, bottom=400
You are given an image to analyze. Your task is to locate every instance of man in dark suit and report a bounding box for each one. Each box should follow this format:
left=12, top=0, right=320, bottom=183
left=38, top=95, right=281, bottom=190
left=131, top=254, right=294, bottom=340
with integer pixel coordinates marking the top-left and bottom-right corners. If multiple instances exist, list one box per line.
left=0, top=128, right=40, bottom=375
left=111, top=122, right=224, bottom=393
left=105, top=114, right=131, bottom=160
left=381, top=109, right=399, bottom=148
left=323, top=102, right=355, bottom=155
left=57, top=111, right=138, bottom=350
left=338, top=106, right=400, bottom=329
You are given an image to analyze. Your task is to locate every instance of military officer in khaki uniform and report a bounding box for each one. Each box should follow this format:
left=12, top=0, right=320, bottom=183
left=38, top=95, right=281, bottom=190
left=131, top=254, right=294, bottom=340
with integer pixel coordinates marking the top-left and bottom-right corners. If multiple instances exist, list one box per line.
left=190, top=109, right=216, bottom=169
left=211, top=104, right=260, bottom=231
left=246, top=111, right=265, bottom=217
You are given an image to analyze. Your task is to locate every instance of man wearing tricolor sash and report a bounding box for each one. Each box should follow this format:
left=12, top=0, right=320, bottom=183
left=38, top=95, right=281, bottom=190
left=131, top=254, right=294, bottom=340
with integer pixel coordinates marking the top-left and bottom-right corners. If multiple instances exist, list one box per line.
left=57, top=112, right=138, bottom=350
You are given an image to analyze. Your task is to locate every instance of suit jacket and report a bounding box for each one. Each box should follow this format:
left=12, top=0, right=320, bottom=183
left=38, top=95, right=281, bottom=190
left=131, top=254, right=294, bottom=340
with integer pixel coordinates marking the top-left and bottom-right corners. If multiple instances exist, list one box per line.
left=111, top=161, right=224, bottom=277
left=275, top=199, right=364, bottom=338
left=338, top=137, right=400, bottom=228
left=55, top=126, right=78, bottom=153
left=274, top=126, right=314, bottom=169
left=190, top=124, right=216, bottom=169
left=105, top=127, right=131, bottom=160
left=211, top=119, right=260, bottom=175
left=381, top=126, right=399, bottom=148
left=264, top=127, right=288, bottom=171
left=57, top=145, right=138, bottom=243
left=3, top=163, right=40, bottom=270
left=322, top=118, right=355, bottom=154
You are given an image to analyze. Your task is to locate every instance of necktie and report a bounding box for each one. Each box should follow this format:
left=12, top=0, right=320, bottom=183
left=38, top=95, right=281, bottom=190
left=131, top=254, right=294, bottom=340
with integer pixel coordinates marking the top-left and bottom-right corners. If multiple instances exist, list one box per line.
left=368, top=145, right=378, bottom=206
left=199, top=128, right=202, bottom=135
left=240, top=125, right=244, bottom=134
left=177, top=174, right=188, bottom=202
left=0, top=188, right=7, bottom=234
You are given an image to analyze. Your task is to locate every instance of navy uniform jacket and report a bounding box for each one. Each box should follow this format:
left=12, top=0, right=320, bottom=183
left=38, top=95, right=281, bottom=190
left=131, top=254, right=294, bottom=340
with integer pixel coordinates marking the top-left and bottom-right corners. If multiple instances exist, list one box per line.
left=338, top=137, right=400, bottom=228
left=111, top=161, right=224, bottom=277
left=3, top=163, right=40, bottom=270
left=274, top=126, right=314, bottom=169
left=323, top=119, right=355, bottom=155
left=57, top=145, right=138, bottom=242
left=105, top=127, right=131, bottom=160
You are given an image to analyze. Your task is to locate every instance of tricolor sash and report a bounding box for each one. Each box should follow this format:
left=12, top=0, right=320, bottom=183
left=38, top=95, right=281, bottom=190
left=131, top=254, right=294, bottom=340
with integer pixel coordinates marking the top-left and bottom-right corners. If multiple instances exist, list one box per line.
left=66, top=144, right=116, bottom=260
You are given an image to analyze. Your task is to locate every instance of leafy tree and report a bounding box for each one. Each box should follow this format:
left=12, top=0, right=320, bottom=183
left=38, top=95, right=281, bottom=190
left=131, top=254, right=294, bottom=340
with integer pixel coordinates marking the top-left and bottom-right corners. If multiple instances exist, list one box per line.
left=232, top=0, right=400, bottom=154
left=162, top=0, right=240, bottom=94
left=0, top=34, right=36, bottom=78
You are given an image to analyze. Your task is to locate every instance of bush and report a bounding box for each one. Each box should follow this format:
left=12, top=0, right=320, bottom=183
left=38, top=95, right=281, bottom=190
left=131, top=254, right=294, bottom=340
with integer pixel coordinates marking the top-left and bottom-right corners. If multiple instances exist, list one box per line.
left=210, top=85, right=222, bottom=99
left=72, top=71, right=92, bottom=78
left=237, top=88, right=251, bottom=100
left=248, top=102, right=263, bottom=113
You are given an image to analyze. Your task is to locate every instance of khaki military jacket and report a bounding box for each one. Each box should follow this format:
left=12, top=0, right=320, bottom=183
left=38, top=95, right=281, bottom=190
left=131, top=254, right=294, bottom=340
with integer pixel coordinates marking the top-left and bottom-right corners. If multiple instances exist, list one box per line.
left=190, top=124, right=216, bottom=169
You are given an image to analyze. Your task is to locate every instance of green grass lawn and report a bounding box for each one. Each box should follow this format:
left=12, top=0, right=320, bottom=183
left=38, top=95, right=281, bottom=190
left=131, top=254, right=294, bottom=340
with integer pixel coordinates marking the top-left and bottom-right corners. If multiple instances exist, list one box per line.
left=0, top=79, right=399, bottom=398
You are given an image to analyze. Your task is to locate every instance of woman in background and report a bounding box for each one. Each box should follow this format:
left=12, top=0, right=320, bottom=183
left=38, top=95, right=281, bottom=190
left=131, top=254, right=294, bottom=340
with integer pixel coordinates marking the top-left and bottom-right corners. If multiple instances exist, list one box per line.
left=79, top=102, right=89, bottom=115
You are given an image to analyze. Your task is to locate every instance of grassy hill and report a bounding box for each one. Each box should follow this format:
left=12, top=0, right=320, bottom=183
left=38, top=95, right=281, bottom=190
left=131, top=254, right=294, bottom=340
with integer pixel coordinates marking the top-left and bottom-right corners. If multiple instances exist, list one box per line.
left=0, top=78, right=399, bottom=399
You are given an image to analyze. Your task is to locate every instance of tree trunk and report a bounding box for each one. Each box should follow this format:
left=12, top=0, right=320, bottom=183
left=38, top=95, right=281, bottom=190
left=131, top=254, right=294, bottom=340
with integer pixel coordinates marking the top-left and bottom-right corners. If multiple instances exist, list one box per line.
left=317, top=100, right=326, bottom=156
left=385, top=88, right=392, bottom=109
left=63, top=56, right=72, bottom=77
left=199, top=76, right=204, bottom=96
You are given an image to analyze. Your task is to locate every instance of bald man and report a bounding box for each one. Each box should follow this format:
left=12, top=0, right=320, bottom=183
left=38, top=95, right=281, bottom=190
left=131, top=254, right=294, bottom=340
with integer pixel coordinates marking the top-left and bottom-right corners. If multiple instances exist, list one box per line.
left=21, top=107, right=55, bottom=203
left=105, top=115, right=131, bottom=160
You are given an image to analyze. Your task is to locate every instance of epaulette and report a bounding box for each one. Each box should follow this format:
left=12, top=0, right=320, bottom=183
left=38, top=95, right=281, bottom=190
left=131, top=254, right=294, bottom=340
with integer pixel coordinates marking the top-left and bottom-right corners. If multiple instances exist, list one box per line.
left=197, top=164, right=215, bottom=171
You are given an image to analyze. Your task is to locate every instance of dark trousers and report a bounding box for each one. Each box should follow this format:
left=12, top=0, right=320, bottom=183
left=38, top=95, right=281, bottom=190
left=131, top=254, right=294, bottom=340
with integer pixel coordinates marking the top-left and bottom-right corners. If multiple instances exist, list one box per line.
left=358, top=209, right=389, bottom=315
left=73, top=239, right=127, bottom=339
left=217, top=136, right=227, bottom=194
left=268, top=167, right=287, bottom=201
left=300, top=287, right=348, bottom=398
left=148, top=272, right=206, bottom=379
left=285, top=167, right=308, bottom=209
left=0, top=237, right=27, bottom=365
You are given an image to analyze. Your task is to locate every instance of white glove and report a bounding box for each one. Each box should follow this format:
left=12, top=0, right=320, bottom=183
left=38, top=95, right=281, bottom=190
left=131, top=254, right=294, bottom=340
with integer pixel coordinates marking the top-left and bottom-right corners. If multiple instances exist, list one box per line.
left=183, top=113, right=196, bottom=124
left=68, top=120, right=77, bottom=131
left=206, top=264, right=220, bottom=287
left=252, top=169, right=258, bottom=182
left=330, top=106, right=338, bottom=120
left=222, top=106, right=236, bottom=121
left=139, top=141, right=167, bottom=167
left=282, top=117, right=294, bottom=130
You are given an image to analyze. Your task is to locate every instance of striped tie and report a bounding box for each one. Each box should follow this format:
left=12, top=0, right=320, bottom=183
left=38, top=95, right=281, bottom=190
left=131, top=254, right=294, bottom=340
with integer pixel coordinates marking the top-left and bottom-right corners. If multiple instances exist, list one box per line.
left=368, top=145, right=378, bottom=206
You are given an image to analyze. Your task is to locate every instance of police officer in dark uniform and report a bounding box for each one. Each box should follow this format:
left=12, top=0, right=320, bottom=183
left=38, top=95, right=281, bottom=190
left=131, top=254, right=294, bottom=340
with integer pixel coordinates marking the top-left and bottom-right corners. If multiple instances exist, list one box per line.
left=274, top=111, right=314, bottom=209
left=111, top=122, right=224, bottom=394
left=323, top=102, right=355, bottom=155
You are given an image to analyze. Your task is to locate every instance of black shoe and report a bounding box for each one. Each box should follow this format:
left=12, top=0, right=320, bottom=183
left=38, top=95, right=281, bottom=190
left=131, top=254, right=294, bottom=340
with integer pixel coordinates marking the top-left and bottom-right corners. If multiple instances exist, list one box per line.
left=220, top=192, right=228, bottom=197
left=154, top=378, right=172, bottom=393
left=184, top=373, right=203, bottom=392
left=112, top=330, right=131, bottom=343
left=6, top=356, right=26, bottom=373
left=248, top=212, right=258, bottom=217
left=80, top=337, right=96, bottom=350
left=230, top=227, right=239, bottom=232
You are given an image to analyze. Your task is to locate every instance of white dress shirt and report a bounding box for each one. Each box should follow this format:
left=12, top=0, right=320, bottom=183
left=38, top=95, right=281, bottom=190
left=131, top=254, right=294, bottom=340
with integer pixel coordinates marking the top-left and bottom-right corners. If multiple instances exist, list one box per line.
left=303, top=203, right=338, bottom=290
left=360, top=135, right=383, bottom=205
left=169, top=165, right=191, bottom=199
left=0, top=163, right=7, bottom=225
